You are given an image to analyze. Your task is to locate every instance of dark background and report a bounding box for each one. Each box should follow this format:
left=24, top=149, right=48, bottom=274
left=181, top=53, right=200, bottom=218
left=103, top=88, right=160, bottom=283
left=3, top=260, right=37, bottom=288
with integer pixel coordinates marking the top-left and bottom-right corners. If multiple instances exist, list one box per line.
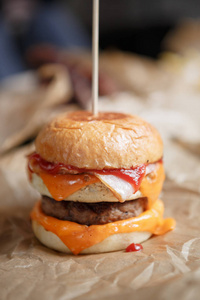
left=66, top=0, right=200, bottom=57
left=1, top=0, right=199, bottom=79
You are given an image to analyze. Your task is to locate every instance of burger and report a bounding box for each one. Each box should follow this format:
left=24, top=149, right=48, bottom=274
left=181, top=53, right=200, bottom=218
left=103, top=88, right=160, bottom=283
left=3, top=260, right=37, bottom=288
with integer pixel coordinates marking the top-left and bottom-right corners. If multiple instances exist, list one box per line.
left=28, top=111, right=175, bottom=255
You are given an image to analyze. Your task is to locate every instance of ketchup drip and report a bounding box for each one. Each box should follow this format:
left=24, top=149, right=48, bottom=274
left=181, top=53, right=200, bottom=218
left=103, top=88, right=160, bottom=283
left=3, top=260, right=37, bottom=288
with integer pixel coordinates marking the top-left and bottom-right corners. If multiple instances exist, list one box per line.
left=126, top=243, right=143, bottom=252
left=28, top=153, right=63, bottom=174
left=28, top=153, right=161, bottom=193
left=96, top=165, right=146, bottom=188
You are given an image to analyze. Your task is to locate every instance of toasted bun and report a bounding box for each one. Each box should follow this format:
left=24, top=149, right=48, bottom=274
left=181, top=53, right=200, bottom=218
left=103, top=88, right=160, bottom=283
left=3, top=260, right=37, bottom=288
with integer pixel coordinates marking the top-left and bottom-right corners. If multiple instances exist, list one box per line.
left=35, top=111, right=163, bottom=169
left=32, top=220, right=151, bottom=254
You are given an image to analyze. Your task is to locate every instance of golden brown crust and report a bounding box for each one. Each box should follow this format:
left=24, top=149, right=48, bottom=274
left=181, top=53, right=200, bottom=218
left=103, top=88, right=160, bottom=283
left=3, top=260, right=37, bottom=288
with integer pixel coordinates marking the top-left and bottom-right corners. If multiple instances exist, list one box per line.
left=35, top=111, right=163, bottom=169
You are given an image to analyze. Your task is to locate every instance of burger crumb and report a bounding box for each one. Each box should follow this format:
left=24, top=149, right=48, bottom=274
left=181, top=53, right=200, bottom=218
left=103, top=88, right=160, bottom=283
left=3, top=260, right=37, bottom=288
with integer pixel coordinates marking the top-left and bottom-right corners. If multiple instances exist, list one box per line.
left=84, top=175, right=91, bottom=182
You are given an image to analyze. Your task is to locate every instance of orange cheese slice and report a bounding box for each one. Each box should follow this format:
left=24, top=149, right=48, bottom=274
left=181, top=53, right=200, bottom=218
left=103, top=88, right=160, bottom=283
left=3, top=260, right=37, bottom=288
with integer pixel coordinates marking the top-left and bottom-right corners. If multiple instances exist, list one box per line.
left=39, top=172, right=99, bottom=201
left=31, top=199, right=176, bottom=255
left=38, top=163, right=165, bottom=203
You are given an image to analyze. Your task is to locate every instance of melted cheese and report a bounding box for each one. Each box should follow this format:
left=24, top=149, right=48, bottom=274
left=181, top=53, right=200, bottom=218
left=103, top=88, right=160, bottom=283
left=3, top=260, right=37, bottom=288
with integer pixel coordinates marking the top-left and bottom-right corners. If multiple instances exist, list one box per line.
left=31, top=199, right=175, bottom=255
left=39, top=172, right=99, bottom=201
left=140, top=163, right=165, bottom=207
left=36, top=163, right=164, bottom=203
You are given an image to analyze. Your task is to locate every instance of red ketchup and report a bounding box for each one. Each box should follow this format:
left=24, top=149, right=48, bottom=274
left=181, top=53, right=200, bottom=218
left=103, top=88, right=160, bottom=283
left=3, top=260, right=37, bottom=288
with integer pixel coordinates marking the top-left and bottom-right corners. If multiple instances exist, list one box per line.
left=96, top=165, right=146, bottom=190
left=28, top=153, right=64, bottom=174
left=126, top=243, right=143, bottom=252
left=27, top=152, right=147, bottom=193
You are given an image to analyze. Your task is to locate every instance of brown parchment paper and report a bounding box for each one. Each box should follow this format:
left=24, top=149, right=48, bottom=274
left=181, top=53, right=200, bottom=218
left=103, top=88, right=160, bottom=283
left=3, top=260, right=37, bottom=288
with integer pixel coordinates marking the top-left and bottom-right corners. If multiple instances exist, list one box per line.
left=0, top=64, right=75, bottom=154
left=0, top=146, right=200, bottom=300
left=1, top=45, right=200, bottom=299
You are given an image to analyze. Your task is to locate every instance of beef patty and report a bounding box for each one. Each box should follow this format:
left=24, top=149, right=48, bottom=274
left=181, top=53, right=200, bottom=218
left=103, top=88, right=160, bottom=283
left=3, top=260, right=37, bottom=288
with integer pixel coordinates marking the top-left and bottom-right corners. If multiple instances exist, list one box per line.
left=41, top=196, right=148, bottom=225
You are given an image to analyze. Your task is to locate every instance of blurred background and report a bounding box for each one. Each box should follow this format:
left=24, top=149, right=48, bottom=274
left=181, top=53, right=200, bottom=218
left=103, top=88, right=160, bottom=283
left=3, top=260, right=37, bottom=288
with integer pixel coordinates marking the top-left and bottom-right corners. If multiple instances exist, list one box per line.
left=2, top=0, right=200, bottom=79
left=1, top=0, right=200, bottom=164
left=68, top=0, right=200, bottom=55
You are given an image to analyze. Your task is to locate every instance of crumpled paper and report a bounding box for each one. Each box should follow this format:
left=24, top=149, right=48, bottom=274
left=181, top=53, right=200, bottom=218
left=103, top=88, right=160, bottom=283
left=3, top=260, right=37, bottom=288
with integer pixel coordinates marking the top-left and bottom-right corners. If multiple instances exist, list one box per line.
left=0, top=64, right=75, bottom=155
left=1, top=44, right=200, bottom=299
left=0, top=149, right=200, bottom=300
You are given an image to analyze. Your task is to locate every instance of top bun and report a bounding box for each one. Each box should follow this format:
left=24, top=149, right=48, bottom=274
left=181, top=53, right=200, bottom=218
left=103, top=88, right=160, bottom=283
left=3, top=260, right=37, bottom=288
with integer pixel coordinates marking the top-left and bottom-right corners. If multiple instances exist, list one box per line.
left=35, top=111, right=163, bottom=169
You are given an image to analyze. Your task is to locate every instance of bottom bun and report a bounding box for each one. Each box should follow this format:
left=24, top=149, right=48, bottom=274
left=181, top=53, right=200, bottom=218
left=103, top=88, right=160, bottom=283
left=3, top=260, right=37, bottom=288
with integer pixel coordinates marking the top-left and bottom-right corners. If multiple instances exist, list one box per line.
left=32, top=220, right=152, bottom=254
